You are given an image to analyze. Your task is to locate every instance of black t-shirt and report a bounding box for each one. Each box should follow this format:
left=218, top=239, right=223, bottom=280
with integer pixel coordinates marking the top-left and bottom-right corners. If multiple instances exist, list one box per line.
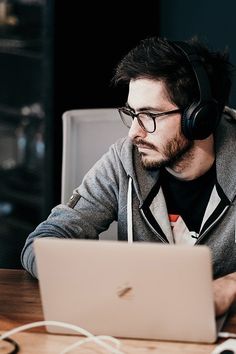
left=160, top=164, right=216, bottom=238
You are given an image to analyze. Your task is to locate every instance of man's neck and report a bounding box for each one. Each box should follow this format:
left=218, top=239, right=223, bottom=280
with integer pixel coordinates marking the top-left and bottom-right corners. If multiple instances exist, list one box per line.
left=166, top=135, right=215, bottom=181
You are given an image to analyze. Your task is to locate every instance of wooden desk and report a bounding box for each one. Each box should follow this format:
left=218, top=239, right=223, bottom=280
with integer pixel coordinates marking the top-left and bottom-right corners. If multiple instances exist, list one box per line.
left=0, top=269, right=236, bottom=353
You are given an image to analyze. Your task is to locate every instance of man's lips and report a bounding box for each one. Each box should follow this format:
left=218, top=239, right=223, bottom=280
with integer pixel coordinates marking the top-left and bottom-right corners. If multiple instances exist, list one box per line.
left=136, top=144, right=152, bottom=150
left=133, top=139, right=158, bottom=152
left=135, top=142, right=156, bottom=151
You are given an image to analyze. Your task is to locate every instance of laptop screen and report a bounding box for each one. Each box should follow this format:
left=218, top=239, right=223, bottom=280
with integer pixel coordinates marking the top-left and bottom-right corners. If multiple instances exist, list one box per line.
left=34, top=238, right=217, bottom=343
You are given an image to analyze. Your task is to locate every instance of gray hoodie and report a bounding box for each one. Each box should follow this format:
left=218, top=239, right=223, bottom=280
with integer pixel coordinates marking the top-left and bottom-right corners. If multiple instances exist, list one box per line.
left=21, top=108, right=236, bottom=279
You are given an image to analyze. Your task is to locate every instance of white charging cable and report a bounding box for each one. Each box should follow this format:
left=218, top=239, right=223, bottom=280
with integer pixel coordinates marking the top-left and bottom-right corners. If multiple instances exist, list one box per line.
left=0, top=320, right=125, bottom=354
left=61, top=335, right=121, bottom=354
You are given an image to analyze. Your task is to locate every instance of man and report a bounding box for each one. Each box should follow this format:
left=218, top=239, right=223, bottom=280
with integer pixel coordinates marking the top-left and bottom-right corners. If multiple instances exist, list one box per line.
left=21, top=37, right=236, bottom=317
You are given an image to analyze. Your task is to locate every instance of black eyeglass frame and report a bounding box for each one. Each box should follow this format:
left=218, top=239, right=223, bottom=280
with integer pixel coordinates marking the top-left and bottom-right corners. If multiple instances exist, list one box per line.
left=118, top=107, right=182, bottom=133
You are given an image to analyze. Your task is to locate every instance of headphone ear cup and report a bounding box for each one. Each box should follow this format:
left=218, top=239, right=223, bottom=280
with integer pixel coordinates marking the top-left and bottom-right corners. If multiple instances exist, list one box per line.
left=181, top=104, right=195, bottom=140
left=181, top=101, right=219, bottom=140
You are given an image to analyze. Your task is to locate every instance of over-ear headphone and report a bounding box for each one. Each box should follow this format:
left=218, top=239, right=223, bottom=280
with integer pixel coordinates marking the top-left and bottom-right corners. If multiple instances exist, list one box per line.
left=171, top=41, right=220, bottom=140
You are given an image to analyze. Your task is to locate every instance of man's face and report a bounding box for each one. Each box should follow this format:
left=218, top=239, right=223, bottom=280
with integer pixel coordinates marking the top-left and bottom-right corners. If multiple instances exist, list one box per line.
left=127, top=78, right=193, bottom=170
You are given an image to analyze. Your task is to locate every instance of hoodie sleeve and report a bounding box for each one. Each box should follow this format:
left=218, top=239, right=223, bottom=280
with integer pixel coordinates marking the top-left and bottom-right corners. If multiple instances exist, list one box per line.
left=21, top=139, right=127, bottom=278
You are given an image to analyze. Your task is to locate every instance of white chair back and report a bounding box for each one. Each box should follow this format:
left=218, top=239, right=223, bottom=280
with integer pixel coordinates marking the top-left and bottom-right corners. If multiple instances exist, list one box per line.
left=61, top=108, right=128, bottom=239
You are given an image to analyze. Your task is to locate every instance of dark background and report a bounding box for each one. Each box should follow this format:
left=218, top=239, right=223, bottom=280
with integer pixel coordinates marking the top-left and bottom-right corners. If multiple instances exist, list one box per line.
left=159, top=0, right=236, bottom=107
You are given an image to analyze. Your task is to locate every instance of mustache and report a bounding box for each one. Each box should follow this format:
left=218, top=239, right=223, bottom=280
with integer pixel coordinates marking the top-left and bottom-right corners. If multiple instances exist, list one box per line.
left=132, top=138, right=158, bottom=151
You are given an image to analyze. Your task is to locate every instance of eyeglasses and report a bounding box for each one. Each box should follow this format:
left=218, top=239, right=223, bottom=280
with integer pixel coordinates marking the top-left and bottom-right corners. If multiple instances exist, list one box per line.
left=118, top=107, right=182, bottom=133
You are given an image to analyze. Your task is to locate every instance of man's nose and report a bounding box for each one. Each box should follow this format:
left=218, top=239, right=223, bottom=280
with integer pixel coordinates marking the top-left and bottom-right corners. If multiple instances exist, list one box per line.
left=128, top=118, right=147, bottom=140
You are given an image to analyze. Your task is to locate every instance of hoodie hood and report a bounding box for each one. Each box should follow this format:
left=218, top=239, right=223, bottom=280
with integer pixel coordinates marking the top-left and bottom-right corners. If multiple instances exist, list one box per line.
left=215, top=107, right=236, bottom=201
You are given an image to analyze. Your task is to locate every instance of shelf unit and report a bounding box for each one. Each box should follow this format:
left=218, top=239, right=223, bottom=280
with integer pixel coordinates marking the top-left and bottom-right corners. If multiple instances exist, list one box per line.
left=0, top=0, right=53, bottom=268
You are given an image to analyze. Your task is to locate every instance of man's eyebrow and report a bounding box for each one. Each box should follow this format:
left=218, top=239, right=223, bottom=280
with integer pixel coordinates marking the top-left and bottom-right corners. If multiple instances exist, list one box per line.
left=125, top=102, right=163, bottom=112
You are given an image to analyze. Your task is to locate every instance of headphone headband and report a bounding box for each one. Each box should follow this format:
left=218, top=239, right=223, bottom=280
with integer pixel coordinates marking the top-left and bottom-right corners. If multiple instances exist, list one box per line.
left=170, top=40, right=219, bottom=140
left=172, top=41, right=212, bottom=102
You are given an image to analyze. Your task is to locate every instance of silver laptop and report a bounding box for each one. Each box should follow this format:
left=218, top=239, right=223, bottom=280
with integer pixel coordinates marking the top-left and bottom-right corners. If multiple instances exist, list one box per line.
left=34, top=238, right=226, bottom=343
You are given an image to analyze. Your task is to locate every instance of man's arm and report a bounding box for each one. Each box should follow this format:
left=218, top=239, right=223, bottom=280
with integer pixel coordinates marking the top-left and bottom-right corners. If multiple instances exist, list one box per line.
left=213, top=272, right=236, bottom=316
left=21, top=141, right=126, bottom=278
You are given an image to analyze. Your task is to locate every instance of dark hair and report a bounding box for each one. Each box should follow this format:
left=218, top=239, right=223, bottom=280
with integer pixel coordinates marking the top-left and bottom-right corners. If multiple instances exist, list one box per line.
left=113, top=36, right=234, bottom=111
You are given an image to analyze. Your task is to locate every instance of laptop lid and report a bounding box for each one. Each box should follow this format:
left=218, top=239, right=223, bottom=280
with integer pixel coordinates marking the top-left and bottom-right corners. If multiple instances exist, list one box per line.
left=34, top=238, right=217, bottom=343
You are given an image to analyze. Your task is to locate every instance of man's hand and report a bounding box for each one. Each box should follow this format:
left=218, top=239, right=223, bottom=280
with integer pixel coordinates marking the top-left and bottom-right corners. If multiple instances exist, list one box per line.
left=213, top=272, right=236, bottom=316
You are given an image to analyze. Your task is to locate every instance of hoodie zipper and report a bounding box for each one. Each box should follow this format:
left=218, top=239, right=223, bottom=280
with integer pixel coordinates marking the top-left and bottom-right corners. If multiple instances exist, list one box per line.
left=140, top=209, right=168, bottom=243
left=196, top=205, right=229, bottom=244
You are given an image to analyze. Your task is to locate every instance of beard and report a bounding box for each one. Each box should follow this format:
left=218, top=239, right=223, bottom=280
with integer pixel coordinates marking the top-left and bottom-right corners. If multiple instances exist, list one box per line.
left=133, top=133, right=194, bottom=171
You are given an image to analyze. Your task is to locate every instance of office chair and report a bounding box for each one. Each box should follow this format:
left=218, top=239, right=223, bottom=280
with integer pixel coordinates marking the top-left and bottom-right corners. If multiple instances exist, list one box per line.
left=61, top=108, right=128, bottom=240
